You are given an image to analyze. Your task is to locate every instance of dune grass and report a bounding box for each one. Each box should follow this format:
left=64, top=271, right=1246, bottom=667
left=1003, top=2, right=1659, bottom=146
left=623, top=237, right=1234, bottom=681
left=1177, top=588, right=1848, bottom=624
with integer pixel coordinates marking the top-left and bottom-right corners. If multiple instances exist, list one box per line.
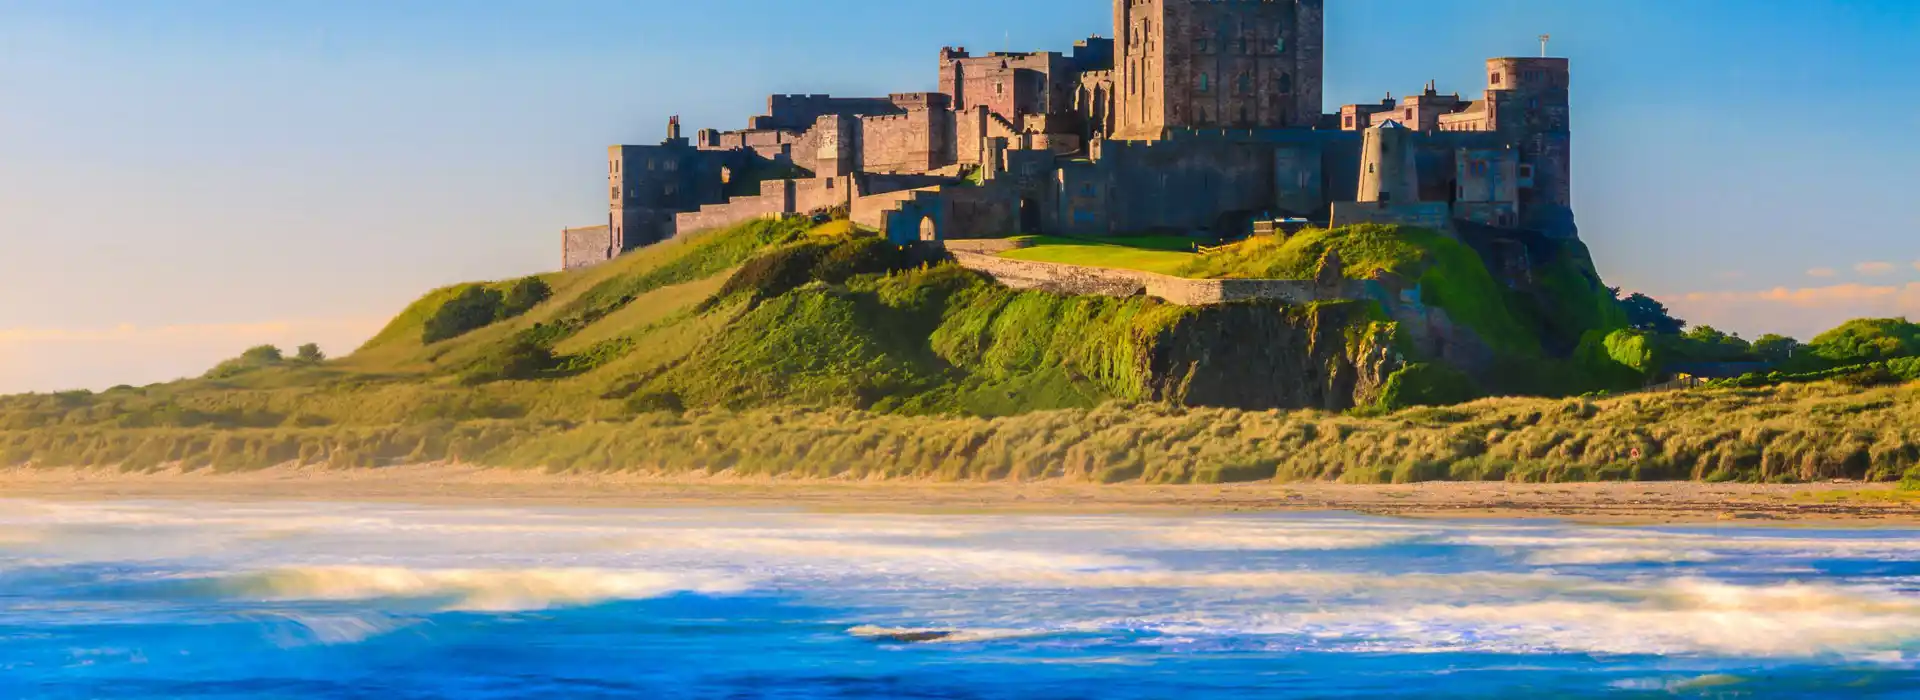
left=6, top=380, right=1920, bottom=485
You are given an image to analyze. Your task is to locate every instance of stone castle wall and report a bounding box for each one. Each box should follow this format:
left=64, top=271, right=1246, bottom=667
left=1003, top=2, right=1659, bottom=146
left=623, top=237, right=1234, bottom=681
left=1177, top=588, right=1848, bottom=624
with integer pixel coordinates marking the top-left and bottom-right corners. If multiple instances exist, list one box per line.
left=562, top=225, right=614, bottom=271
left=947, top=250, right=1365, bottom=306
left=859, top=109, right=952, bottom=174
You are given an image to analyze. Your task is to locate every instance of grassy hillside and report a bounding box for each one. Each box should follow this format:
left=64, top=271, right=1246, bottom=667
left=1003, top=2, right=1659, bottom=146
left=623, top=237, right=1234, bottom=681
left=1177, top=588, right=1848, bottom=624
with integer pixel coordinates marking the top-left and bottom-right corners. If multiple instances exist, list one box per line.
left=9, top=217, right=1914, bottom=484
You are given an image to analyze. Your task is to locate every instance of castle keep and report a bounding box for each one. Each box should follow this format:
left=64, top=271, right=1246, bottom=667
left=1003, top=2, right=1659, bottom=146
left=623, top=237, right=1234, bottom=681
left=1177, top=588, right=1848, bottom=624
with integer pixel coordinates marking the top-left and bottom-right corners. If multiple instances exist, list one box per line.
left=564, top=0, right=1575, bottom=270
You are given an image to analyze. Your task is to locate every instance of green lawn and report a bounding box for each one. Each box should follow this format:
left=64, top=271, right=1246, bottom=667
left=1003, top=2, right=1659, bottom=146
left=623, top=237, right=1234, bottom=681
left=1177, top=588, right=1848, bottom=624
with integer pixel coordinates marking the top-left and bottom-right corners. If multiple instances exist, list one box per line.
left=997, top=235, right=1200, bottom=276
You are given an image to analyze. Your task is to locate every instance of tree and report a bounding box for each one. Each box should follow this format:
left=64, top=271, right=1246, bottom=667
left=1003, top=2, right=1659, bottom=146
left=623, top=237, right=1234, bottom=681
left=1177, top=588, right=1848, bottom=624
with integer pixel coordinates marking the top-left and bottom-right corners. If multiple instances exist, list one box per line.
left=239, top=345, right=284, bottom=364
left=1615, top=291, right=1686, bottom=335
left=1678, top=325, right=1751, bottom=361
left=500, top=276, right=553, bottom=318
left=294, top=343, right=326, bottom=364
left=1750, top=334, right=1801, bottom=363
left=423, top=285, right=504, bottom=344
left=204, top=345, right=285, bottom=379
left=1808, top=318, right=1920, bottom=364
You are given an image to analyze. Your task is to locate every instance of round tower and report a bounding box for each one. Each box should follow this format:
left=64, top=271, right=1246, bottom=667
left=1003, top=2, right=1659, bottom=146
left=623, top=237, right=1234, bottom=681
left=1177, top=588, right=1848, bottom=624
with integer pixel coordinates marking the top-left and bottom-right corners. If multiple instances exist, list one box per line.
left=1357, top=120, right=1418, bottom=203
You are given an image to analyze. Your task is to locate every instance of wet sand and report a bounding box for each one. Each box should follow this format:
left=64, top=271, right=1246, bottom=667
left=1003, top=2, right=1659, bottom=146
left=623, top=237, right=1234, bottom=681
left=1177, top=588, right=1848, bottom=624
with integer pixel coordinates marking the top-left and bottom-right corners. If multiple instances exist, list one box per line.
left=2, top=464, right=1916, bottom=524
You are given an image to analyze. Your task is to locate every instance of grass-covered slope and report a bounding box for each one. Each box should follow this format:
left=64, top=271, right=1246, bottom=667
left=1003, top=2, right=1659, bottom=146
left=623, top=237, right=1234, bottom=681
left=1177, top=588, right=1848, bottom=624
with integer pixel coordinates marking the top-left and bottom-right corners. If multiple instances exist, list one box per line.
left=12, top=218, right=1919, bottom=484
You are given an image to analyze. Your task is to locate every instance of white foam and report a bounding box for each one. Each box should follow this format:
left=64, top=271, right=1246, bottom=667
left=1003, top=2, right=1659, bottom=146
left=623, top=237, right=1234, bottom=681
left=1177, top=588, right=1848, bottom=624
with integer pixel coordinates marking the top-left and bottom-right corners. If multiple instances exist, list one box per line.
left=1524, top=547, right=1721, bottom=566
left=629, top=534, right=1142, bottom=573
left=1245, top=578, right=1920, bottom=657
left=201, top=566, right=749, bottom=612
left=1148, top=527, right=1432, bottom=551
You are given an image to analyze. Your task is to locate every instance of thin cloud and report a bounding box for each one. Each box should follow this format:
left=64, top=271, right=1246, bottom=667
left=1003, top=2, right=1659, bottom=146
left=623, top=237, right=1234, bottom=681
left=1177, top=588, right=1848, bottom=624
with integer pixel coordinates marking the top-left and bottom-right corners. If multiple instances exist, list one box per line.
left=1855, top=261, right=1898, bottom=276
left=0, top=319, right=382, bottom=345
left=0, top=317, right=386, bottom=394
left=1806, top=267, right=1838, bottom=278
left=1670, top=282, right=1920, bottom=340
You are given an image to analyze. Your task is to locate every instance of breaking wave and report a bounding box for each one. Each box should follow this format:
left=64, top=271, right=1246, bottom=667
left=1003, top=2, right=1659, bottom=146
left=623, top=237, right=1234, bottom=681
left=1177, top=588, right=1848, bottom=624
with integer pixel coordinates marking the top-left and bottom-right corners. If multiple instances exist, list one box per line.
left=189, top=566, right=750, bottom=612
left=1523, top=547, right=1721, bottom=566
left=1245, top=578, right=1920, bottom=657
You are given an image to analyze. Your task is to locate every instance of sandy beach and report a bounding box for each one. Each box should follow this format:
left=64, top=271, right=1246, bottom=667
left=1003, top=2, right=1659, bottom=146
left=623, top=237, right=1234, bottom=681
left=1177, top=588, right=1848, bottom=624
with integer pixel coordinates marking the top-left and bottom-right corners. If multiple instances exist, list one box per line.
left=3, top=463, right=1917, bottom=524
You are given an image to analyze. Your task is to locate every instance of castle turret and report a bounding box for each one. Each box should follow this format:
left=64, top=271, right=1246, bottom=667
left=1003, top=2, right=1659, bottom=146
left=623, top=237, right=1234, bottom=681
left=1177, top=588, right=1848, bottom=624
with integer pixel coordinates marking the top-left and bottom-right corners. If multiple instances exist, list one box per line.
left=1357, top=120, right=1418, bottom=203
left=1112, top=0, right=1324, bottom=139
left=1484, top=57, right=1573, bottom=237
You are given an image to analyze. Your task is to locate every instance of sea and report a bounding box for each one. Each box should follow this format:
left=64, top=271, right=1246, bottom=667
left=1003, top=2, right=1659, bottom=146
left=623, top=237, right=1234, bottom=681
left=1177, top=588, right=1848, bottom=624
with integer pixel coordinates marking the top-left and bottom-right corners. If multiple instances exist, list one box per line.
left=1, top=499, right=1918, bottom=698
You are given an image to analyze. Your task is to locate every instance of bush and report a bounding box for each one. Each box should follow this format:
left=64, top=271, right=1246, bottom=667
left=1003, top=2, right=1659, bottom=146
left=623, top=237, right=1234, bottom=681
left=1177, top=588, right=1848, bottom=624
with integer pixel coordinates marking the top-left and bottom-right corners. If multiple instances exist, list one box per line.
left=1376, top=363, right=1479, bottom=411
left=204, top=345, right=286, bottom=379
left=626, top=391, right=685, bottom=414
left=1810, top=318, right=1920, bottom=365
left=501, top=277, right=553, bottom=318
left=294, top=343, right=326, bottom=364
left=716, top=236, right=907, bottom=303
left=461, top=336, right=555, bottom=385
left=424, top=285, right=504, bottom=344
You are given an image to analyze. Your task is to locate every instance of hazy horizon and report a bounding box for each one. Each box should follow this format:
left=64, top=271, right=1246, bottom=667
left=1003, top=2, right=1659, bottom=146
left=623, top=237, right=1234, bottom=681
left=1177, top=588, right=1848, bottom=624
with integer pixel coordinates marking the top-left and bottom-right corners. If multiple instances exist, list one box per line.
left=5, top=0, right=1919, bottom=394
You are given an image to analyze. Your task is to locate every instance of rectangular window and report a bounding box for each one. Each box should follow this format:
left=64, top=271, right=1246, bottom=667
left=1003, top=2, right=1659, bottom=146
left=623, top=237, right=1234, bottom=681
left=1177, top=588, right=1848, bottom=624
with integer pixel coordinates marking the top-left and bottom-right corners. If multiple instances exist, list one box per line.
left=1491, top=73, right=1502, bottom=86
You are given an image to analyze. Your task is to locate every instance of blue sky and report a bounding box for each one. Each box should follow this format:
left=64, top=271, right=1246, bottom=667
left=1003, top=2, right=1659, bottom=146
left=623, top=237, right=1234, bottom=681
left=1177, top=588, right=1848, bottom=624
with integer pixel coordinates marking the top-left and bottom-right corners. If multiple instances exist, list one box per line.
left=3, top=0, right=1918, bottom=393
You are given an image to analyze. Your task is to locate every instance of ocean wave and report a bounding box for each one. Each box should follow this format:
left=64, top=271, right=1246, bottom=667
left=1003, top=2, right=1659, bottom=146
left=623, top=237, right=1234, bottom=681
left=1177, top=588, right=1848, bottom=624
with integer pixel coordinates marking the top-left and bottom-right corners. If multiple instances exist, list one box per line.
left=1148, top=527, right=1432, bottom=551
left=629, top=534, right=1142, bottom=572
left=985, top=568, right=1569, bottom=596
left=1524, top=547, right=1720, bottom=566
left=1254, top=578, right=1920, bottom=657
left=191, top=566, right=750, bottom=612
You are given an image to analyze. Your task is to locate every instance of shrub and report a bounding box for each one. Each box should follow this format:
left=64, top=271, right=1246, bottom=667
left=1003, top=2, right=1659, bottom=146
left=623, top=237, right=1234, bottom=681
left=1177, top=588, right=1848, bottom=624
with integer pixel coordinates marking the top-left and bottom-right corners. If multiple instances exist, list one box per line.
left=461, top=336, right=555, bottom=385
left=500, top=276, right=553, bottom=318
left=1376, top=363, right=1479, bottom=411
left=204, top=345, right=286, bottom=379
left=626, top=391, right=686, bottom=414
left=1810, top=318, right=1920, bottom=365
left=716, top=236, right=907, bottom=302
left=424, top=286, right=504, bottom=344
left=294, top=343, right=326, bottom=364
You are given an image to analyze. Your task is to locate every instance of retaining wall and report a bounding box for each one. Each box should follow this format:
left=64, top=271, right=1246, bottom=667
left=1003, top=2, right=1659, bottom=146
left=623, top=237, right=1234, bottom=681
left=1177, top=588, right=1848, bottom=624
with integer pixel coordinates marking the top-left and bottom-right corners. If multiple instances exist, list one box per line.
left=948, top=251, right=1368, bottom=306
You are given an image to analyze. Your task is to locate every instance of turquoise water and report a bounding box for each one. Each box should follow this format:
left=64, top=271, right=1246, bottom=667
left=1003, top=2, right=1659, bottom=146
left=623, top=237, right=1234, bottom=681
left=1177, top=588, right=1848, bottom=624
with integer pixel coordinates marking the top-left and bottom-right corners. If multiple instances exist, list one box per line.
left=2, top=499, right=1919, bottom=698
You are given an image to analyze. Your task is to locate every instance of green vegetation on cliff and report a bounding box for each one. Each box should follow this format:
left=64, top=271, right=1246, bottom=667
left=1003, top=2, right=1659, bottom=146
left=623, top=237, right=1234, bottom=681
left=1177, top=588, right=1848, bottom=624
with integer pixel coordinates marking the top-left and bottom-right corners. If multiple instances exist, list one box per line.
left=8, top=217, right=1918, bottom=485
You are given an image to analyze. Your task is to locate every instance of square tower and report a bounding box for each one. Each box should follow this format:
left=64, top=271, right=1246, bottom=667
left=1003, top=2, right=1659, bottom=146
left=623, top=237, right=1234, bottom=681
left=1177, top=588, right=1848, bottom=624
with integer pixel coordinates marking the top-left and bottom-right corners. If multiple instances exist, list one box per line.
left=1112, top=0, right=1323, bottom=140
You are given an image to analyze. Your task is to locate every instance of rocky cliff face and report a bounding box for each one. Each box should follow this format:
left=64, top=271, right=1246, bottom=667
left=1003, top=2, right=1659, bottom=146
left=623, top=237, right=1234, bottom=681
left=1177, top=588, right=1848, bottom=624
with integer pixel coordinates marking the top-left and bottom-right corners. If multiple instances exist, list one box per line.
left=1140, top=301, right=1402, bottom=411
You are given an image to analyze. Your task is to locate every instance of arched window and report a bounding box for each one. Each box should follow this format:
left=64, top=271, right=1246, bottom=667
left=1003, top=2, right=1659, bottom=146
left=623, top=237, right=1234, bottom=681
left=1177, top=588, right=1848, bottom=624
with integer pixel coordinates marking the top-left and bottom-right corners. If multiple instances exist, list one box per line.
left=1278, top=73, right=1293, bottom=95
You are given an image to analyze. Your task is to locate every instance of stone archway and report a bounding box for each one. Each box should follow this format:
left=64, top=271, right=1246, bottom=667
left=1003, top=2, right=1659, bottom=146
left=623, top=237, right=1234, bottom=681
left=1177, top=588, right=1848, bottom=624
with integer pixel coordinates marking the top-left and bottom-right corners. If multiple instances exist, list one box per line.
left=919, top=215, right=939, bottom=242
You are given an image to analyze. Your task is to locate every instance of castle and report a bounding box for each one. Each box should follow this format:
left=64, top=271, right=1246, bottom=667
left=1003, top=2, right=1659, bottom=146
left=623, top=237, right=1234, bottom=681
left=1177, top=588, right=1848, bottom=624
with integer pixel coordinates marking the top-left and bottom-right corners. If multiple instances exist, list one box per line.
left=563, top=0, right=1574, bottom=270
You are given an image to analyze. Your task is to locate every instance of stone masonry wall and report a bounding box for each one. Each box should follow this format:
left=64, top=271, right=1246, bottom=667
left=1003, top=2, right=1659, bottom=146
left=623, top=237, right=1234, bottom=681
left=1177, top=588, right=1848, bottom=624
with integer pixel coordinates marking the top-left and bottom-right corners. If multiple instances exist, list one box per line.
left=859, top=109, right=951, bottom=174
left=674, top=180, right=794, bottom=235
left=562, top=225, right=614, bottom=271
left=948, top=251, right=1363, bottom=306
